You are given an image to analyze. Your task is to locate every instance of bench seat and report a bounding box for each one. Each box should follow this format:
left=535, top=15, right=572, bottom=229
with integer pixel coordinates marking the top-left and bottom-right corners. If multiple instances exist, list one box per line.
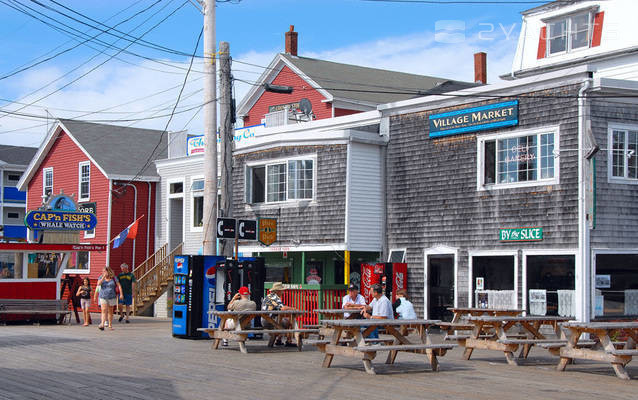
left=198, top=328, right=319, bottom=335
left=353, top=343, right=457, bottom=352
left=438, top=322, right=474, bottom=330
left=306, top=338, right=395, bottom=346
left=606, top=349, right=638, bottom=356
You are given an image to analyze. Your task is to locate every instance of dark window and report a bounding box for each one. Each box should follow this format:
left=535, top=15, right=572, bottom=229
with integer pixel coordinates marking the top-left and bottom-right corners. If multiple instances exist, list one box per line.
left=484, top=140, right=496, bottom=184
left=526, top=255, right=575, bottom=316
left=388, top=250, right=405, bottom=263
left=7, top=174, right=20, bottom=181
left=472, top=256, right=515, bottom=292
left=6, top=212, right=19, bottom=219
left=250, top=166, right=265, bottom=203
left=595, top=254, right=638, bottom=317
left=169, top=182, right=183, bottom=194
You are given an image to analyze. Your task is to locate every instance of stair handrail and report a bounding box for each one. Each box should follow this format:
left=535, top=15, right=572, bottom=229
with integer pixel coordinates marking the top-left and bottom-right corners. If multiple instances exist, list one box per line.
left=133, top=242, right=183, bottom=314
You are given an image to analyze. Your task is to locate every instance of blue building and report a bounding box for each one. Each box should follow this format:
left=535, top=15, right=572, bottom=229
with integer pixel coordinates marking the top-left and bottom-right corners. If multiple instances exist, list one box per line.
left=0, top=145, right=37, bottom=242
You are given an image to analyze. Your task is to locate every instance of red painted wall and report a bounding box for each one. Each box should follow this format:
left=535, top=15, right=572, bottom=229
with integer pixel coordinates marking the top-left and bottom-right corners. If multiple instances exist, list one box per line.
left=243, top=65, right=335, bottom=126
left=334, top=108, right=360, bottom=118
left=0, top=281, right=56, bottom=299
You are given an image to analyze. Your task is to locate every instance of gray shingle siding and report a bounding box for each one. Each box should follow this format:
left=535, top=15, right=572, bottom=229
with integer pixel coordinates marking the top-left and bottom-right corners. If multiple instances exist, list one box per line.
left=233, top=145, right=347, bottom=245
left=386, top=85, right=581, bottom=317
left=590, top=99, right=638, bottom=248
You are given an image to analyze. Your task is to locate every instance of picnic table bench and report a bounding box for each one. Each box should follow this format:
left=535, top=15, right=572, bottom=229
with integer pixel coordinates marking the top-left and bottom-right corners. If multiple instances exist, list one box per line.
left=0, top=299, right=71, bottom=325
left=318, top=319, right=456, bottom=375
left=440, top=308, right=523, bottom=341
left=198, top=310, right=318, bottom=353
left=558, top=321, right=638, bottom=380
left=462, top=316, right=573, bottom=365
left=314, top=309, right=365, bottom=338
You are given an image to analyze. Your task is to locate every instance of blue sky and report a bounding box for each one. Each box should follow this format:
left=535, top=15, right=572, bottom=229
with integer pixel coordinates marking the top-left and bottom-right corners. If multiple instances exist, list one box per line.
left=0, top=0, right=540, bottom=147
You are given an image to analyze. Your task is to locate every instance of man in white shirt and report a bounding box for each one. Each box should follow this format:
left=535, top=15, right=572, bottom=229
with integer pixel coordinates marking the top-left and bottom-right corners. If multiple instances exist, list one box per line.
left=394, top=289, right=417, bottom=320
left=342, top=284, right=366, bottom=318
left=362, top=283, right=394, bottom=320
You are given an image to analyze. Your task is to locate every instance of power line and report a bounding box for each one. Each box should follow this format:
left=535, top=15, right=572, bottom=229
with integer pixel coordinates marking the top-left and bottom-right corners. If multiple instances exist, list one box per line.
left=361, top=0, right=582, bottom=4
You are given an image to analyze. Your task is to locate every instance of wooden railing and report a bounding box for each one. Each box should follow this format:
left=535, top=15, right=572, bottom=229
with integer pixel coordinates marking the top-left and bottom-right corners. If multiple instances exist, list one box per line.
left=133, top=243, right=182, bottom=315
left=269, top=284, right=347, bottom=327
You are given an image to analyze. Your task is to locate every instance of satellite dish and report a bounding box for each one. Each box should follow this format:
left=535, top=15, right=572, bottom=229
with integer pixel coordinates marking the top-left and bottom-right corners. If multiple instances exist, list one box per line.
left=299, top=98, right=312, bottom=116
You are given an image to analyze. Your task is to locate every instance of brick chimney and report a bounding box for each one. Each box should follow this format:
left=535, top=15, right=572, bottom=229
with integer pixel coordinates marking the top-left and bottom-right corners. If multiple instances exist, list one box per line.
left=285, top=25, right=298, bottom=56
left=474, top=52, right=487, bottom=84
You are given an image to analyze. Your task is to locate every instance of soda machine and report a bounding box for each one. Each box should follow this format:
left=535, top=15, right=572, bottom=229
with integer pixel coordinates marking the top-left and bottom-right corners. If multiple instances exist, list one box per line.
left=172, top=255, right=226, bottom=339
left=361, top=262, right=408, bottom=303
left=172, top=255, right=266, bottom=339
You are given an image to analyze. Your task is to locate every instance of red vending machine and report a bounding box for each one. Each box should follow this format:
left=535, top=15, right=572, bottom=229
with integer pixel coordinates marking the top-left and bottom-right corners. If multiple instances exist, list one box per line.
left=361, top=263, right=408, bottom=303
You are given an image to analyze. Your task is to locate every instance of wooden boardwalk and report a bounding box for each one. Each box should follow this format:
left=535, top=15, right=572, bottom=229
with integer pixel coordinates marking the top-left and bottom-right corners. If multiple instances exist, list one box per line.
left=1, top=317, right=636, bottom=399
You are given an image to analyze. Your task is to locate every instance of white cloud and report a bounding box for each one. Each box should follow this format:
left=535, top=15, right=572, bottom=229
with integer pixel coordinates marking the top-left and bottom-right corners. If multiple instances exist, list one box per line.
left=0, top=28, right=518, bottom=148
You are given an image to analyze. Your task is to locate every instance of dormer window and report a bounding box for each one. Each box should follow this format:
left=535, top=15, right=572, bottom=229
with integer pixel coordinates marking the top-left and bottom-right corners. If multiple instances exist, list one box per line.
left=548, top=12, right=591, bottom=55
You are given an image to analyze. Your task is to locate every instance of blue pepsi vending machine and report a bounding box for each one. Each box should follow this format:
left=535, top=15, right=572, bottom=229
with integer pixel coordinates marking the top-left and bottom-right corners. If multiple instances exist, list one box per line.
left=172, top=255, right=226, bottom=339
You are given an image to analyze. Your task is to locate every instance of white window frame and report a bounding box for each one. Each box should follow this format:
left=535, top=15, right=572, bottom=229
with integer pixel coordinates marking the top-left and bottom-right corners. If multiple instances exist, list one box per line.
left=43, top=167, right=53, bottom=199
left=468, top=250, right=518, bottom=308
left=62, top=251, right=90, bottom=274
left=387, top=248, right=406, bottom=263
left=521, top=249, right=578, bottom=316
left=78, top=161, right=90, bottom=201
left=591, top=248, right=638, bottom=320
left=477, top=126, right=560, bottom=191
left=245, top=155, right=317, bottom=206
left=190, top=175, right=204, bottom=232
left=545, top=11, right=594, bottom=57
left=423, top=246, right=459, bottom=319
left=166, top=178, right=185, bottom=250
left=608, top=123, right=638, bottom=184
left=167, top=178, right=185, bottom=199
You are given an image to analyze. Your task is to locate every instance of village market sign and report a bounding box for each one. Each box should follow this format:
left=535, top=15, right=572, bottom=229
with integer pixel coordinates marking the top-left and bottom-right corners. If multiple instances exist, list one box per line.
left=429, top=100, right=519, bottom=138
left=25, top=210, right=97, bottom=231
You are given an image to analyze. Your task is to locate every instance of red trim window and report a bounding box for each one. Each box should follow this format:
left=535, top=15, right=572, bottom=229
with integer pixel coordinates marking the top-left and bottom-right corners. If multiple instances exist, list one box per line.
left=543, top=10, right=603, bottom=57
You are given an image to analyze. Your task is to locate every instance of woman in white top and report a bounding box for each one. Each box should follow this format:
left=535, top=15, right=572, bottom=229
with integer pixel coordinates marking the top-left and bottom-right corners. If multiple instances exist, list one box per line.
left=394, top=289, right=417, bottom=320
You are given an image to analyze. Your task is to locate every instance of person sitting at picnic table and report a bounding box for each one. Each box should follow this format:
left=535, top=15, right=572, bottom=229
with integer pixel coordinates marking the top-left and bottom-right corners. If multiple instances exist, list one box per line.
left=261, top=282, right=296, bottom=347
left=393, top=289, right=417, bottom=320
left=222, top=286, right=256, bottom=347
left=342, top=283, right=366, bottom=318
left=362, top=283, right=394, bottom=320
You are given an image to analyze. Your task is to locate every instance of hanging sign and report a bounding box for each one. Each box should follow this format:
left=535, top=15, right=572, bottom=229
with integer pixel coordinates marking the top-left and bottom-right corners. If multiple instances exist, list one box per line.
left=499, top=227, right=543, bottom=242
left=238, top=219, right=257, bottom=240
left=258, top=218, right=277, bottom=246
left=429, top=100, right=518, bottom=138
left=24, top=211, right=97, bottom=231
left=216, top=218, right=236, bottom=239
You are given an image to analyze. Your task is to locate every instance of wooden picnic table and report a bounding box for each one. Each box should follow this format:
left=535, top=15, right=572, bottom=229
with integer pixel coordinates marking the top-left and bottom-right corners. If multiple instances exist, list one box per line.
left=439, top=307, right=525, bottom=340
left=558, top=321, right=638, bottom=380
left=462, top=315, right=572, bottom=366
left=314, top=308, right=363, bottom=338
left=198, top=310, right=318, bottom=353
left=316, top=319, right=456, bottom=375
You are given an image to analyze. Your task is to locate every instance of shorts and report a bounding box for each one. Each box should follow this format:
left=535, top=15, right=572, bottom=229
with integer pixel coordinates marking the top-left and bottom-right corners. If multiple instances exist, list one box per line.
left=99, top=297, right=117, bottom=307
left=80, top=298, right=91, bottom=309
left=119, top=294, right=133, bottom=306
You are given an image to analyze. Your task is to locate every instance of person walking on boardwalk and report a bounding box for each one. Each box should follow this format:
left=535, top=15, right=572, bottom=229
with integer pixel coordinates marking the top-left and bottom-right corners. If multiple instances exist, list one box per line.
left=117, top=263, right=136, bottom=323
left=75, top=277, right=92, bottom=326
left=94, top=266, right=123, bottom=331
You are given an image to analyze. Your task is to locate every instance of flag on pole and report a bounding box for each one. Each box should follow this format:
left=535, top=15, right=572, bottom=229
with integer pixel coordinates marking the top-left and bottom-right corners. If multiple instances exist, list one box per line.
left=111, top=215, right=143, bottom=249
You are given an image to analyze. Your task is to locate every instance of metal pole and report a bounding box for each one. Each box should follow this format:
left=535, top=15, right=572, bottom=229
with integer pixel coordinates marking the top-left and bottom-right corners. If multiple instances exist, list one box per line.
left=202, top=0, right=217, bottom=255
left=219, top=41, right=234, bottom=258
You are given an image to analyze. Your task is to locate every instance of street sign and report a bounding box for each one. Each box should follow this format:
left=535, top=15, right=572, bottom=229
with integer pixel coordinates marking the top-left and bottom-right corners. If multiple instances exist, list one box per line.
left=258, top=218, right=277, bottom=246
left=238, top=219, right=257, bottom=240
left=216, top=218, right=236, bottom=239
left=25, top=210, right=97, bottom=231
left=499, top=227, right=543, bottom=242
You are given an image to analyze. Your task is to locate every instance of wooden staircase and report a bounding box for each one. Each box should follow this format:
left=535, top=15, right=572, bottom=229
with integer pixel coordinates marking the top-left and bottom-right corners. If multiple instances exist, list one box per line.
left=133, top=242, right=183, bottom=316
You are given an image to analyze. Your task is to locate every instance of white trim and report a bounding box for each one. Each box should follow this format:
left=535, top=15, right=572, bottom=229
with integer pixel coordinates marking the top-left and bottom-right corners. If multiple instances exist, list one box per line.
left=591, top=248, right=638, bottom=319
left=344, top=144, right=352, bottom=247
left=167, top=178, right=185, bottom=199
left=244, top=155, right=317, bottom=205
left=106, top=180, right=112, bottom=268
left=78, top=161, right=90, bottom=201
left=166, top=182, right=186, bottom=251
left=387, top=248, right=406, bottom=263
left=189, top=175, right=204, bottom=232
left=42, top=167, right=53, bottom=199
left=544, top=10, right=595, bottom=58
left=423, top=245, right=459, bottom=319
left=468, top=250, right=518, bottom=308
left=476, top=125, right=561, bottom=191
left=607, top=122, right=638, bottom=184
left=521, top=249, right=577, bottom=314
left=239, top=243, right=347, bottom=253
left=155, top=153, right=204, bottom=168
left=62, top=250, right=91, bottom=275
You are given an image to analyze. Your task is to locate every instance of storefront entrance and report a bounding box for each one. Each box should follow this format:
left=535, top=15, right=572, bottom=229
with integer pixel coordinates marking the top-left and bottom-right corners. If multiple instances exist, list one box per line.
left=471, top=254, right=516, bottom=309
left=168, top=198, right=183, bottom=251
left=426, top=254, right=455, bottom=321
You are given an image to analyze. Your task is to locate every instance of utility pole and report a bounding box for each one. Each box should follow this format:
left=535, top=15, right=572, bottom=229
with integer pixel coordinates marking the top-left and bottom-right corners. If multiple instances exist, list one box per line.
left=219, top=41, right=234, bottom=257
left=201, top=0, right=217, bottom=255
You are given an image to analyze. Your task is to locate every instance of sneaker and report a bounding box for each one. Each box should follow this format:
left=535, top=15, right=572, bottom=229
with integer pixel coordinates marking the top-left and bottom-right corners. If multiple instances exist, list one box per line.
left=125, top=319, right=130, bottom=324
left=118, top=315, right=124, bottom=322
left=222, top=339, right=228, bottom=347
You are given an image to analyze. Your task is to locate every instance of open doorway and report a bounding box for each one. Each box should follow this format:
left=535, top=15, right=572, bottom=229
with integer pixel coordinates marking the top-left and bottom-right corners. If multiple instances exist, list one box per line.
left=425, top=249, right=456, bottom=321
left=168, top=198, right=183, bottom=251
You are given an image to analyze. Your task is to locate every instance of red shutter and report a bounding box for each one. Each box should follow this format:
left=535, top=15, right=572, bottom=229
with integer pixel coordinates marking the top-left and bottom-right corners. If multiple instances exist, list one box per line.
left=592, top=11, right=605, bottom=47
left=537, top=26, right=547, bottom=59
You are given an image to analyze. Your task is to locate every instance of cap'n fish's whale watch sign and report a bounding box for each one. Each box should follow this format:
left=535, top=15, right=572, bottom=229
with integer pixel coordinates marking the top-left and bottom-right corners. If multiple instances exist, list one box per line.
left=429, top=100, right=519, bottom=138
left=25, top=211, right=97, bottom=231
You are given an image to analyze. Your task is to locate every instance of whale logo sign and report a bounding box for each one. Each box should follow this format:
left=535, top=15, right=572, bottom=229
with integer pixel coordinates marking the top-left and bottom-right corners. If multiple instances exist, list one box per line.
left=205, top=266, right=217, bottom=284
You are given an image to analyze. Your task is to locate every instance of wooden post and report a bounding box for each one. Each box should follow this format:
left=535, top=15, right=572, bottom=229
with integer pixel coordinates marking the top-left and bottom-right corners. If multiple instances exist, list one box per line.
left=344, top=250, right=350, bottom=285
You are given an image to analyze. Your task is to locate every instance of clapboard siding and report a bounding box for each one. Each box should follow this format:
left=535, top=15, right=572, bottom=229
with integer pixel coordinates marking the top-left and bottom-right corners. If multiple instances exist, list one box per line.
left=347, top=142, right=384, bottom=251
left=233, top=145, right=347, bottom=245
left=590, top=99, right=638, bottom=248
left=156, top=157, right=204, bottom=254
left=386, top=85, right=581, bottom=316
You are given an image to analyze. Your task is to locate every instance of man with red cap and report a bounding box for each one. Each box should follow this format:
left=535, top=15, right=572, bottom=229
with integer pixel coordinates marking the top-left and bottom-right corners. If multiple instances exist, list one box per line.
left=223, top=286, right=256, bottom=346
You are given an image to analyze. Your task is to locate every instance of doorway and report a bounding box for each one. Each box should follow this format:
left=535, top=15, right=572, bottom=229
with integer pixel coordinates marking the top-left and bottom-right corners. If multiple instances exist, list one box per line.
left=168, top=198, right=183, bottom=251
left=427, top=254, right=455, bottom=321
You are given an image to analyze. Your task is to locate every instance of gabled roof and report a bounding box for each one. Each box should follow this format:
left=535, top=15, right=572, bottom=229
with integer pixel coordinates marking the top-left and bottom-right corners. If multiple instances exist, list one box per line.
left=18, top=119, right=167, bottom=190
left=0, top=144, right=37, bottom=167
left=521, top=0, right=583, bottom=16
left=237, top=53, right=477, bottom=116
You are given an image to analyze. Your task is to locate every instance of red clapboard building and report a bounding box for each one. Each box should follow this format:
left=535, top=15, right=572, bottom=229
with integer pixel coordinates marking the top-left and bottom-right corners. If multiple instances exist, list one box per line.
left=238, top=25, right=477, bottom=127
left=16, top=119, right=166, bottom=306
